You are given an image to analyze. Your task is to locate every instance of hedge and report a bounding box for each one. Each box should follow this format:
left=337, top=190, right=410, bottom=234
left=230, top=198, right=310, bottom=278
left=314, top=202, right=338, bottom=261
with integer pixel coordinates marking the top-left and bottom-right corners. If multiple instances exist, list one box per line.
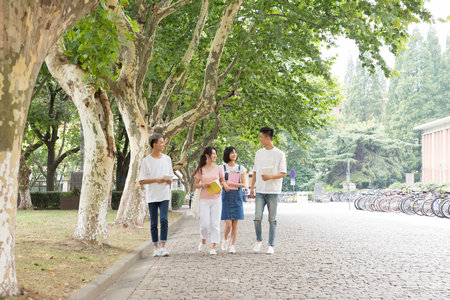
left=171, top=190, right=186, bottom=210
left=29, top=189, right=186, bottom=210
left=30, top=191, right=63, bottom=209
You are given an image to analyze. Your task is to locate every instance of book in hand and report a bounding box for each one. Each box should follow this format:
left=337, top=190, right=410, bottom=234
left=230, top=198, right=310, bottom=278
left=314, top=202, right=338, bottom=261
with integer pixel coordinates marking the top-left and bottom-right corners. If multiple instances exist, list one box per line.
left=206, top=179, right=222, bottom=195
left=227, top=173, right=240, bottom=190
left=261, top=167, right=275, bottom=175
left=162, top=175, right=173, bottom=180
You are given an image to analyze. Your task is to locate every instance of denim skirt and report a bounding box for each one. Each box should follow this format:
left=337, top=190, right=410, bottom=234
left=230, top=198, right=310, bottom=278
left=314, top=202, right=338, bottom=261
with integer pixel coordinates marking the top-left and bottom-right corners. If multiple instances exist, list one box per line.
left=221, top=188, right=244, bottom=220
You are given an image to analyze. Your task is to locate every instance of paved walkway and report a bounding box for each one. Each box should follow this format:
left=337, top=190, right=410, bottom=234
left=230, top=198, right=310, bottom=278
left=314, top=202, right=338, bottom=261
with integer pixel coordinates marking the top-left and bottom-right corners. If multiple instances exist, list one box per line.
left=98, top=202, right=450, bottom=299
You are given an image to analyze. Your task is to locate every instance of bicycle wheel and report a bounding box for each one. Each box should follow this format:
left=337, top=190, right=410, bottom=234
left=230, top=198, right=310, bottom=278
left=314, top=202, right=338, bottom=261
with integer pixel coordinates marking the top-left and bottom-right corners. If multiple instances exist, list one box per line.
left=431, top=198, right=445, bottom=218
left=412, top=198, right=425, bottom=215
left=400, top=196, right=415, bottom=215
left=440, top=199, right=450, bottom=218
left=421, top=199, right=434, bottom=217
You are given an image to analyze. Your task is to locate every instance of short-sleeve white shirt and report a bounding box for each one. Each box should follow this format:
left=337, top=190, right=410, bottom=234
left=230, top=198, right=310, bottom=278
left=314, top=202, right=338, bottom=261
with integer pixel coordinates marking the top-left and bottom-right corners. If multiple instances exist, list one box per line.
left=222, top=163, right=247, bottom=175
left=252, top=147, right=286, bottom=194
left=139, top=154, right=174, bottom=203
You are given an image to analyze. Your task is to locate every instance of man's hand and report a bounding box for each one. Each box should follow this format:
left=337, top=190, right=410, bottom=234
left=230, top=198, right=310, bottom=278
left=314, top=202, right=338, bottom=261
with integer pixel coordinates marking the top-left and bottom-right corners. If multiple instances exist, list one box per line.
left=250, top=188, right=255, bottom=199
left=261, top=174, right=273, bottom=181
left=156, top=178, right=166, bottom=184
left=164, top=179, right=172, bottom=185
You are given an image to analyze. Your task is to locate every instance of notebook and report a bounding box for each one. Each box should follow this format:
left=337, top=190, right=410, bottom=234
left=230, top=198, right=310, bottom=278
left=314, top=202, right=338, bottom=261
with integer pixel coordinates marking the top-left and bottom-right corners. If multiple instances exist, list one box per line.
left=206, top=179, right=222, bottom=195
left=262, top=167, right=275, bottom=175
left=227, top=172, right=240, bottom=190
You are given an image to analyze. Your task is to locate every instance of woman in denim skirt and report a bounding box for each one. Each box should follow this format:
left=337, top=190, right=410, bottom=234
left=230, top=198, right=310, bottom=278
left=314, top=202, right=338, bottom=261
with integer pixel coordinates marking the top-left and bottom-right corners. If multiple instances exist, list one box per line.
left=221, top=147, right=248, bottom=253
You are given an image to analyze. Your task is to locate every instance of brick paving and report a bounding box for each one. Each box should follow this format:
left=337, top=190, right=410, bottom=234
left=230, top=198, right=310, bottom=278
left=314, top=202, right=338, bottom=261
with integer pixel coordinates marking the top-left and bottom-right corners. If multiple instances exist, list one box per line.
left=100, top=202, right=450, bottom=299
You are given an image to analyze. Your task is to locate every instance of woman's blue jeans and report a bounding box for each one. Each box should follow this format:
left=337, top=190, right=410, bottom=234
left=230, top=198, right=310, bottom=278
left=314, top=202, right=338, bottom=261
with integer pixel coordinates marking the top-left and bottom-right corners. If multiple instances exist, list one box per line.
left=148, top=200, right=169, bottom=244
left=254, top=193, right=278, bottom=246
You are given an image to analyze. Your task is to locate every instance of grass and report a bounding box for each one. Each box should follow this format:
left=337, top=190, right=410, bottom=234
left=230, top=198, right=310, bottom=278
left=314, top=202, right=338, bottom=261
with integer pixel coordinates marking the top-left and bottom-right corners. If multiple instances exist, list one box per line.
left=11, top=210, right=181, bottom=300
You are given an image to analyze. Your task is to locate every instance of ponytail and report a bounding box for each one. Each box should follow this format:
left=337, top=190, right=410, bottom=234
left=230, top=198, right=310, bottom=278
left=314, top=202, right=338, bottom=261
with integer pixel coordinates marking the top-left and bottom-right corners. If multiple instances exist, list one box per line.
left=194, top=147, right=217, bottom=175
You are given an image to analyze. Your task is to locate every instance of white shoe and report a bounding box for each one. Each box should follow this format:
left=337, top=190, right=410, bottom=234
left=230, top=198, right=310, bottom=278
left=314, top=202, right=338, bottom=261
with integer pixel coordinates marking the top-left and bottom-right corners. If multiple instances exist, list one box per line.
left=160, top=247, right=169, bottom=257
left=253, top=241, right=262, bottom=252
left=198, top=242, right=205, bottom=251
left=221, top=239, right=230, bottom=251
left=152, top=248, right=161, bottom=257
left=209, top=249, right=217, bottom=255
left=266, top=246, right=274, bottom=255
left=228, top=245, right=236, bottom=254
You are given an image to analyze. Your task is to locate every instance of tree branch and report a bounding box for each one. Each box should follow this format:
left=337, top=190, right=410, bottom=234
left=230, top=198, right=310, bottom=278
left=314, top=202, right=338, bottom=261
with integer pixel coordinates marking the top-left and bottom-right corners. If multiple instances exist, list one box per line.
left=149, top=0, right=209, bottom=127
left=157, top=0, right=193, bottom=21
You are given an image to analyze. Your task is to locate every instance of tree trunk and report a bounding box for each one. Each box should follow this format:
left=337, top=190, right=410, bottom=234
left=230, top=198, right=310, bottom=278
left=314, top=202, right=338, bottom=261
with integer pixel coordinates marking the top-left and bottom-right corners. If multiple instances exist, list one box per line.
left=18, top=154, right=34, bottom=210
left=0, top=0, right=98, bottom=296
left=113, top=112, right=149, bottom=227
left=46, top=43, right=115, bottom=245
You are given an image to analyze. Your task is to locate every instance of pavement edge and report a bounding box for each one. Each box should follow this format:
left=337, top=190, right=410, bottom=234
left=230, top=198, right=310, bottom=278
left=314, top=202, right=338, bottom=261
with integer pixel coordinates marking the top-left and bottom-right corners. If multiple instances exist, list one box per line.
left=67, top=210, right=187, bottom=300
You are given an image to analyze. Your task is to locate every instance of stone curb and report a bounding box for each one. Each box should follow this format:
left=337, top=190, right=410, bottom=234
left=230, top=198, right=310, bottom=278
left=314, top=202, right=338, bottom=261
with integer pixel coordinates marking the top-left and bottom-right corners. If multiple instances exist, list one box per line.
left=67, top=210, right=187, bottom=300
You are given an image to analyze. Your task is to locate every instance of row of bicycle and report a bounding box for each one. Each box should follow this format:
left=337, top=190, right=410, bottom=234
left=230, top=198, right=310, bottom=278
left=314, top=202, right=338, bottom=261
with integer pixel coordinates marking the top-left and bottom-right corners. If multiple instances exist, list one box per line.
left=353, top=188, right=450, bottom=218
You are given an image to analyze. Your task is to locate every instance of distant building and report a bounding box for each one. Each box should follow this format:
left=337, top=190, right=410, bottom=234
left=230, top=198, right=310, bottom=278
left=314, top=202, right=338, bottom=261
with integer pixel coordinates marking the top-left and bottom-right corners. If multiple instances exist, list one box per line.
left=332, top=104, right=344, bottom=116
left=414, top=116, right=450, bottom=184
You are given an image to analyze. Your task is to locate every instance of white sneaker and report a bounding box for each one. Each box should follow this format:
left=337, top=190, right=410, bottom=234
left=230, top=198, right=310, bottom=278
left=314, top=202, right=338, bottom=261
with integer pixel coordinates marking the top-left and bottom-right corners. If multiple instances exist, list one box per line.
left=228, top=245, right=236, bottom=254
left=152, top=248, right=161, bottom=257
left=209, top=249, right=217, bottom=255
left=221, top=239, right=229, bottom=251
left=253, top=241, right=262, bottom=252
left=198, top=242, right=205, bottom=251
left=160, top=247, right=169, bottom=257
left=266, top=246, right=274, bottom=255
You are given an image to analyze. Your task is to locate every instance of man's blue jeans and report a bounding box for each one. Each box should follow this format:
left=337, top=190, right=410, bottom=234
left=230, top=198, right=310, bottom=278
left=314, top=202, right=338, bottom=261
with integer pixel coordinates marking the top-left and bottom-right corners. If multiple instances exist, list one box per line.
left=254, top=193, right=278, bottom=246
left=148, top=200, right=169, bottom=244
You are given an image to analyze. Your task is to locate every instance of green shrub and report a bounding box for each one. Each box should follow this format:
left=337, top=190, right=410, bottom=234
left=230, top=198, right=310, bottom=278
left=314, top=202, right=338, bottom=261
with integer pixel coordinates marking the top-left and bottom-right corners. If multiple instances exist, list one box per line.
left=30, top=192, right=61, bottom=209
left=111, top=191, right=123, bottom=210
left=171, top=190, right=186, bottom=210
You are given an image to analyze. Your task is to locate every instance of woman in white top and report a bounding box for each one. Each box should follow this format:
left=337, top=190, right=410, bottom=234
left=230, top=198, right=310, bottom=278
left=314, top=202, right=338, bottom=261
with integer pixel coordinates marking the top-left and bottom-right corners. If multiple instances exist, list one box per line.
left=221, top=147, right=248, bottom=253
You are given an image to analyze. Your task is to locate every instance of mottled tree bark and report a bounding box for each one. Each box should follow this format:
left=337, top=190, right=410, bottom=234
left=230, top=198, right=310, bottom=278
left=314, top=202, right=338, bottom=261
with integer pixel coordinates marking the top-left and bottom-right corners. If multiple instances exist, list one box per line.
left=17, top=154, right=33, bottom=210
left=46, top=43, right=115, bottom=245
left=0, top=0, right=98, bottom=295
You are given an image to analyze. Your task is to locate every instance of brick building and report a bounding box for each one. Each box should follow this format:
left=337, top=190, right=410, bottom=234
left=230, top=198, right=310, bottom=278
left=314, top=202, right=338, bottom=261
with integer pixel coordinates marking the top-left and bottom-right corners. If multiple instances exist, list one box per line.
left=414, top=116, right=450, bottom=184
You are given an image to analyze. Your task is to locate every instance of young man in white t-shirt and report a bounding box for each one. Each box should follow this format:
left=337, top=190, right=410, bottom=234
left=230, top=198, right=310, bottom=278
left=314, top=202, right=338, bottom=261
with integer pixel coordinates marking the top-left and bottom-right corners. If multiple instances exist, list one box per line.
left=250, top=127, right=287, bottom=254
left=139, top=133, right=174, bottom=257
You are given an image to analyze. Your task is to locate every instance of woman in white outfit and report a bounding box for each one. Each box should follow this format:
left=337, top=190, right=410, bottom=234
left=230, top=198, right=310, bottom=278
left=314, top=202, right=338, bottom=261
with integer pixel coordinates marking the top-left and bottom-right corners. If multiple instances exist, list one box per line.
left=193, top=147, right=230, bottom=255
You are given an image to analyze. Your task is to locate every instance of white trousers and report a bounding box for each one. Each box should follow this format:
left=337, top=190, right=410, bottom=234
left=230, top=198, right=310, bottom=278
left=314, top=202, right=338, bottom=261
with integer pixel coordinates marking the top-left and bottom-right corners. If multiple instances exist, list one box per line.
left=199, top=197, right=222, bottom=244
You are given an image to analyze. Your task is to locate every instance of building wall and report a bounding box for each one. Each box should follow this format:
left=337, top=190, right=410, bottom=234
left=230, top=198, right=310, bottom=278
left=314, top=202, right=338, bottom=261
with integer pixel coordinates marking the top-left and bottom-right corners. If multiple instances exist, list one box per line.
left=421, top=127, right=450, bottom=184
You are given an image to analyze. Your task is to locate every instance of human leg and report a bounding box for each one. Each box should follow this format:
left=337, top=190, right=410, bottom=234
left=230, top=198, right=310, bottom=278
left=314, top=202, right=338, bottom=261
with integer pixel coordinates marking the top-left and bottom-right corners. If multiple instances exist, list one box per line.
left=230, top=220, right=238, bottom=246
left=159, top=200, right=169, bottom=254
left=199, top=199, right=210, bottom=245
left=222, top=220, right=232, bottom=250
left=148, top=202, right=160, bottom=245
left=210, top=197, right=222, bottom=248
left=267, top=194, right=279, bottom=247
left=253, top=193, right=265, bottom=242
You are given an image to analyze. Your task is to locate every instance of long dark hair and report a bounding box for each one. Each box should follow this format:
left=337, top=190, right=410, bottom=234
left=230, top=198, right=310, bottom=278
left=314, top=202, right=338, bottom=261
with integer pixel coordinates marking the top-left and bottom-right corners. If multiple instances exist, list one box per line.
left=194, top=147, right=217, bottom=175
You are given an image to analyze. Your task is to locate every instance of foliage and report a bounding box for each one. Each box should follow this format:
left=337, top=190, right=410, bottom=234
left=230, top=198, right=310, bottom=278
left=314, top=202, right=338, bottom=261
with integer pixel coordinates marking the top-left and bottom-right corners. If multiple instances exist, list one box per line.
left=312, top=122, right=416, bottom=189
left=25, top=65, right=81, bottom=190
left=30, top=192, right=61, bottom=209
left=63, top=4, right=135, bottom=88
left=344, top=59, right=386, bottom=123
left=171, top=190, right=186, bottom=210
left=384, top=28, right=450, bottom=143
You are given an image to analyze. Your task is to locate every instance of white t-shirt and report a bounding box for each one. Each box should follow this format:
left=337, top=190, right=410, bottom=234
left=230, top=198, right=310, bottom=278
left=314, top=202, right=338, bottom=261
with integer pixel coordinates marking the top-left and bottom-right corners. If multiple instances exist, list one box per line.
left=222, top=163, right=247, bottom=175
left=252, top=147, right=286, bottom=194
left=139, top=154, right=174, bottom=203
